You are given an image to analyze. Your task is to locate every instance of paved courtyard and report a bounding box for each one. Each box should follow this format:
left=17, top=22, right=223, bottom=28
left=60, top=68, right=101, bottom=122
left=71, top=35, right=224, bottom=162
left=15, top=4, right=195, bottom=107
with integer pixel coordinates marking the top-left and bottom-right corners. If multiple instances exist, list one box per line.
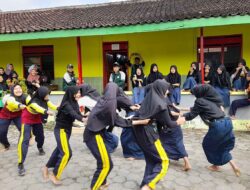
left=0, top=127, right=250, bottom=190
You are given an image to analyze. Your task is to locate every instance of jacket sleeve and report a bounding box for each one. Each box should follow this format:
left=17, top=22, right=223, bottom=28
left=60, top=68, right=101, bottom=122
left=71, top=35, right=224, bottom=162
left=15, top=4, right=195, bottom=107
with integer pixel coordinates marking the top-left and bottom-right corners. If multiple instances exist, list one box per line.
left=29, top=103, right=47, bottom=114
left=183, top=99, right=201, bottom=121
left=6, top=97, right=21, bottom=110
left=47, top=101, right=58, bottom=111
left=114, top=114, right=132, bottom=128
left=64, top=103, right=83, bottom=122
left=117, top=96, right=133, bottom=111
left=158, top=109, right=178, bottom=128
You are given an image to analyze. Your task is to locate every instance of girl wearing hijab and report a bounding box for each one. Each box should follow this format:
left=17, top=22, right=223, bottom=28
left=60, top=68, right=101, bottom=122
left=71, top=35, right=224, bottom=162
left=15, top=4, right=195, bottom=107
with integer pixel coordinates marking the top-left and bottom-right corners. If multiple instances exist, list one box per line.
left=165, top=65, right=181, bottom=105
left=134, top=79, right=185, bottom=190
left=83, top=83, right=148, bottom=190
left=183, top=62, right=201, bottom=91
left=204, top=63, right=214, bottom=85
left=214, top=65, right=231, bottom=107
left=0, top=84, right=26, bottom=151
left=78, top=83, right=119, bottom=154
left=231, top=59, right=249, bottom=91
left=183, top=84, right=240, bottom=176
left=17, top=86, right=57, bottom=176
left=118, top=87, right=144, bottom=160
left=43, top=86, right=86, bottom=185
left=158, top=84, right=191, bottom=171
left=132, top=67, right=146, bottom=104
left=146, top=63, right=163, bottom=84
left=26, top=66, right=40, bottom=95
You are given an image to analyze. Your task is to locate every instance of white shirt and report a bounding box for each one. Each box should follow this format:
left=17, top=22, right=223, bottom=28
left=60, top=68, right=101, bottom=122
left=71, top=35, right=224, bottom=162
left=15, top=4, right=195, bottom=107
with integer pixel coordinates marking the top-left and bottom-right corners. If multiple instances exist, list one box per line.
left=109, top=71, right=126, bottom=82
left=64, top=72, right=73, bottom=83
left=78, top=96, right=97, bottom=111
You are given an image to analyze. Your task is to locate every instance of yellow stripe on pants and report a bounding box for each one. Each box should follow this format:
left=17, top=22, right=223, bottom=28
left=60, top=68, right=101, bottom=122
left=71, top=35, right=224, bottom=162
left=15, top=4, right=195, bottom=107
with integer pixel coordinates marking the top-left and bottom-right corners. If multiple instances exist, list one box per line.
left=17, top=124, right=25, bottom=164
left=92, top=134, right=110, bottom=190
left=56, top=129, right=70, bottom=179
left=148, top=139, right=169, bottom=190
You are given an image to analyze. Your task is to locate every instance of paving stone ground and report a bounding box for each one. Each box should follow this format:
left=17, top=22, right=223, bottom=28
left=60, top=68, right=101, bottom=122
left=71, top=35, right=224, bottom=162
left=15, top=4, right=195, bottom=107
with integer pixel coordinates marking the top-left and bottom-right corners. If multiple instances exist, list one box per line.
left=0, top=127, right=249, bottom=190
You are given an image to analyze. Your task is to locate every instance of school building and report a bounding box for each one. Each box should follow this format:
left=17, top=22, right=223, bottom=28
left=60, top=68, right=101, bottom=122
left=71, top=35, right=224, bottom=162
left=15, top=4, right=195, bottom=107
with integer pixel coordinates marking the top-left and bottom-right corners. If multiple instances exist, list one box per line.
left=0, top=0, right=250, bottom=93
left=1, top=0, right=249, bottom=128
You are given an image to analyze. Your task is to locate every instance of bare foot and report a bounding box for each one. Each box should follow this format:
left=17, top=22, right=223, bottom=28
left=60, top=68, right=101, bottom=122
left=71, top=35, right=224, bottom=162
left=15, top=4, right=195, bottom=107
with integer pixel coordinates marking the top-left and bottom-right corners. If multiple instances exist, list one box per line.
left=126, top=157, right=136, bottom=161
left=183, top=165, right=191, bottom=172
left=49, top=173, right=62, bottom=185
left=233, top=168, right=241, bottom=177
left=100, top=183, right=110, bottom=190
left=42, top=166, right=49, bottom=181
left=206, top=165, right=221, bottom=172
left=183, top=157, right=191, bottom=171
left=29, top=136, right=35, bottom=146
left=141, top=185, right=152, bottom=190
left=229, top=160, right=241, bottom=177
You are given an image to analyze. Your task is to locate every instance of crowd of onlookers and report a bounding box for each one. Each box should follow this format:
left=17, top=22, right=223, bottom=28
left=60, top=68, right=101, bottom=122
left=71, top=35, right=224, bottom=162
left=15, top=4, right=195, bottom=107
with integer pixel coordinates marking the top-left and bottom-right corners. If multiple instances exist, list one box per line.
left=1, top=58, right=250, bottom=119
left=108, top=57, right=250, bottom=119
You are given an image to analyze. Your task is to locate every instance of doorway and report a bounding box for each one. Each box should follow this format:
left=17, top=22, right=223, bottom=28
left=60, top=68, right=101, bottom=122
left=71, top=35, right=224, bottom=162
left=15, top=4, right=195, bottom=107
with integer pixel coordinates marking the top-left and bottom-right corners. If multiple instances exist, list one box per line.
left=103, top=42, right=129, bottom=90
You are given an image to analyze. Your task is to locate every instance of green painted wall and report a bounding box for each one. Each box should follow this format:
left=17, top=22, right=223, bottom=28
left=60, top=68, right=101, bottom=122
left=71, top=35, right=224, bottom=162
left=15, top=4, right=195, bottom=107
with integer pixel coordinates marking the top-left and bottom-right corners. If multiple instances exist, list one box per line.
left=0, top=24, right=249, bottom=91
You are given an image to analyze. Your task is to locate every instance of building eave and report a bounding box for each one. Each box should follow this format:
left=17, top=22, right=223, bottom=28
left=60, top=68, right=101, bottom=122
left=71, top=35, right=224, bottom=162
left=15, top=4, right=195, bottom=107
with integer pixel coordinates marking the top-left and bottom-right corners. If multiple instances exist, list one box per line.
left=0, top=15, right=250, bottom=42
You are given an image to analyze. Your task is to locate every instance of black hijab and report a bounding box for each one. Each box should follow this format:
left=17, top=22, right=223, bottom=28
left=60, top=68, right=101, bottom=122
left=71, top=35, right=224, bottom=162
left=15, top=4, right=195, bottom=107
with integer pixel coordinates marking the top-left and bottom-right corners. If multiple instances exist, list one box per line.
left=138, top=79, right=170, bottom=119
left=10, top=84, right=26, bottom=104
left=215, top=65, right=230, bottom=88
left=117, top=87, right=133, bottom=109
left=204, top=63, right=214, bottom=82
left=79, top=84, right=100, bottom=101
left=191, top=84, right=224, bottom=107
left=166, top=65, right=181, bottom=84
left=28, top=86, right=50, bottom=109
left=59, top=86, right=80, bottom=112
left=86, top=82, right=118, bottom=132
left=147, top=63, right=163, bottom=84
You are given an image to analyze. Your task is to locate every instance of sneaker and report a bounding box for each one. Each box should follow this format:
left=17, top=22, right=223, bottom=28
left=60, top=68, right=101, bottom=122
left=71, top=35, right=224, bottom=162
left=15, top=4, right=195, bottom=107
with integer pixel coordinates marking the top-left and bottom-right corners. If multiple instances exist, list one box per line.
left=18, top=163, right=25, bottom=176
left=38, top=148, right=45, bottom=155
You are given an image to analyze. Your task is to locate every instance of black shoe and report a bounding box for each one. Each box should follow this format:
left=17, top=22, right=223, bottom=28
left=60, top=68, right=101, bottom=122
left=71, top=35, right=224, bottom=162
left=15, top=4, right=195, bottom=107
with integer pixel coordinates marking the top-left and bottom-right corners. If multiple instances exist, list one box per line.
left=18, top=163, right=25, bottom=176
left=38, top=148, right=45, bottom=155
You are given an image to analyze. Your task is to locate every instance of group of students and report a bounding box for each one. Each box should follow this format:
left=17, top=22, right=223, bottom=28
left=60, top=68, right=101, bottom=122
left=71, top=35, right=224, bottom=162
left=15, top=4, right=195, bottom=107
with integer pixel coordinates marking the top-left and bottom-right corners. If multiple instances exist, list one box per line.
left=130, top=58, right=250, bottom=119
left=0, top=64, right=19, bottom=92
left=0, top=78, right=241, bottom=190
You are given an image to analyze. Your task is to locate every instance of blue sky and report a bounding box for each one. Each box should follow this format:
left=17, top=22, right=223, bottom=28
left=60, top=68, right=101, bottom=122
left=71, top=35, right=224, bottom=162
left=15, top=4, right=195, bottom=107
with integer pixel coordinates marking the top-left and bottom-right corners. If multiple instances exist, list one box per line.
left=0, top=0, right=124, bottom=11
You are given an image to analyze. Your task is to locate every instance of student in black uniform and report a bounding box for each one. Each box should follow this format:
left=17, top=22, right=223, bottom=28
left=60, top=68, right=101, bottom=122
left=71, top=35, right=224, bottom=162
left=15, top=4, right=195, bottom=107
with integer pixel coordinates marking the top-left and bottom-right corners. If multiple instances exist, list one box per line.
left=204, top=62, right=214, bottom=85
left=213, top=65, right=231, bottom=107
left=182, top=62, right=201, bottom=91
left=135, top=79, right=185, bottom=190
left=79, top=84, right=120, bottom=154
left=83, top=83, right=148, bottom=190
left=147, top=63, right=163, bottom=84
left=165, top=65, right=181, bottom=105
left=159, top=84, right=191, bottom=171
left=183, top=84, right=240, bottom=176
left=43, top=86, right=86, bottom=185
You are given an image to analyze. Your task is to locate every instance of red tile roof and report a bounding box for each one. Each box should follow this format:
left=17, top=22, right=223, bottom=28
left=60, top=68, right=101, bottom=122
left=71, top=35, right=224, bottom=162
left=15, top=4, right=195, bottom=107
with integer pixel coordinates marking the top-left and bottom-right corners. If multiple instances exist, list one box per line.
left=0, top=0, right=250, bottom=34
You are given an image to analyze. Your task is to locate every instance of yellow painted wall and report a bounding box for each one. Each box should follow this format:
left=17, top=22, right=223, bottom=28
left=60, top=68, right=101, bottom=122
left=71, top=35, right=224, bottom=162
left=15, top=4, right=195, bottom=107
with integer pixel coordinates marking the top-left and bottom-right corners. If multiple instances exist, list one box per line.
left=81, top=24, right=250, bottom=77
left=0, top=24, right=249, bottom=80
left=0, top=37, right=78, bottom=79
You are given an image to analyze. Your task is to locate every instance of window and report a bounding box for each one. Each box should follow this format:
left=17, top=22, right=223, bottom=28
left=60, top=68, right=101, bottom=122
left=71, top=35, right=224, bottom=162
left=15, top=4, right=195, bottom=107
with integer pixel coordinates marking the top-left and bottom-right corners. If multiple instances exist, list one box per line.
left=23, top=46, right=54, bottom=80
left=197, top=35, right=242, bottom=73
